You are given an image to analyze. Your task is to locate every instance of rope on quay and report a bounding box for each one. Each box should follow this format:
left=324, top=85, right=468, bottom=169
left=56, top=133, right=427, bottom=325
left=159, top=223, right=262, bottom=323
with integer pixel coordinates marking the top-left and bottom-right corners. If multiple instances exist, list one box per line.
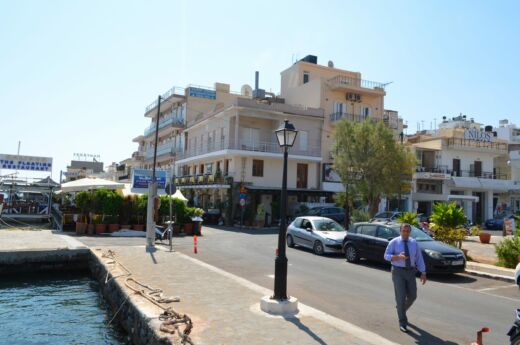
left=100, top=249, right=193, bottom=345
left=0, top=217, right=50, bottom=231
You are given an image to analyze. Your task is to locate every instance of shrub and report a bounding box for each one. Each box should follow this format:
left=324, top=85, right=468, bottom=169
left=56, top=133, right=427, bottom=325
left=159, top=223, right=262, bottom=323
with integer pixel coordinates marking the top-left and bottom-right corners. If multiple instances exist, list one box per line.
left=396, top=212, right=420, bottom=227
left=496, top=236, right=520, bottom=269
left=429, top=202, right=468, bottom=248
left=75, top=191, right=92, bottom=221
left=350, top=209, right=369, bottom=223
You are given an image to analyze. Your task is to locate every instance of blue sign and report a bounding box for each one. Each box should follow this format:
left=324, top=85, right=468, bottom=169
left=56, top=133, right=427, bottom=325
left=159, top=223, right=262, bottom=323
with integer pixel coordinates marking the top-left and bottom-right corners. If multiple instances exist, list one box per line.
left=0, top=154, right=53, bottom=172
left=132, top=169, right=167, bottom=190
left=188, top=87, right=216, bottom=100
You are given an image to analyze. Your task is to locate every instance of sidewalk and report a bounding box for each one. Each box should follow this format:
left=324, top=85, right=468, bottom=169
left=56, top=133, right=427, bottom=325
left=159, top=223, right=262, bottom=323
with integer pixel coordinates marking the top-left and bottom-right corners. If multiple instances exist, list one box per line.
left=462, top=235, right=516, bottom=282
left=99, top=245, right=398, bottom=345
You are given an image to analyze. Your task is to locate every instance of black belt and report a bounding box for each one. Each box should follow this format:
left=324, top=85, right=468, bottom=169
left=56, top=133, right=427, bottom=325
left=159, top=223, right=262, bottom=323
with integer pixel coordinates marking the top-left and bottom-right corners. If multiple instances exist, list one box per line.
left=392, top=265, right=416, bottom=271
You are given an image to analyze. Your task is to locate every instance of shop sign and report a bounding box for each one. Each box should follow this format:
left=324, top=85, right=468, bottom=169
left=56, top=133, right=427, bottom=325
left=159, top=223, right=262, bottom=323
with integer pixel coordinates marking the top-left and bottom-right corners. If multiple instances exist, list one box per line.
left=415, top=172, right=451, bottom=180
left=132, top=169, right=167, bottom=190
left=0, top=154, right=52, bottom=171
left=464, top=128, right=492, bottom=142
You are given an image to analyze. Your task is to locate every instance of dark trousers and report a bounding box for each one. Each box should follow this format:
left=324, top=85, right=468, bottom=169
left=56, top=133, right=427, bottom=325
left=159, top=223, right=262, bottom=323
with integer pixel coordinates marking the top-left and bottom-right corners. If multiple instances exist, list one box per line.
left=391, top=266, right=417, bottom=327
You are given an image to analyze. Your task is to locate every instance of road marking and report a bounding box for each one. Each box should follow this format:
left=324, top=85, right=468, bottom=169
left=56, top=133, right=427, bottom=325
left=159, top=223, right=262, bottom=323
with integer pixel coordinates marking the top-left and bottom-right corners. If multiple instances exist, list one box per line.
left=177, top=251, right=399, bottom=345
left=477, top=284, right=517, bottom=292
left=449, top=282, right=520, bottom=302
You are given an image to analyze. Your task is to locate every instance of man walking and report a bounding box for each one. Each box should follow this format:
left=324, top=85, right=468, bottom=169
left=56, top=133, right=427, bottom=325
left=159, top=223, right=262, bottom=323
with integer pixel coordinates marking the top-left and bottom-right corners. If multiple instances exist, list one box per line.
left=384, top=223, right=427, bottom=332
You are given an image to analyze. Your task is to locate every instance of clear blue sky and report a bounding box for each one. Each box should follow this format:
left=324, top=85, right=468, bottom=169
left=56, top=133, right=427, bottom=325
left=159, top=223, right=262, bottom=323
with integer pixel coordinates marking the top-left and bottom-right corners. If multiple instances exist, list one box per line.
left=1, top=0, right=519, bottom=179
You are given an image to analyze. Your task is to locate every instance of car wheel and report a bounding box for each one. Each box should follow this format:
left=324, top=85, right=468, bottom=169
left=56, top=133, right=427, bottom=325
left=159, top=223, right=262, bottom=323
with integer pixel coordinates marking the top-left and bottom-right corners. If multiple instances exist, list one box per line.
left=345, top=244, right=359, bottom=263
left=512, top=336, right=520, bottom=345
left=313, top=241, right=324, bottom=255
left=287, top=234, right=295, bottom=248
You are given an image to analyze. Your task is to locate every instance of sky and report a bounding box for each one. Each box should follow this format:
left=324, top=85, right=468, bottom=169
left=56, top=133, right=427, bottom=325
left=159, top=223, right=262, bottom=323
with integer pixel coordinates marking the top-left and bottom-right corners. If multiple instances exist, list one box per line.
left=1, top=0, right=519, bottom=179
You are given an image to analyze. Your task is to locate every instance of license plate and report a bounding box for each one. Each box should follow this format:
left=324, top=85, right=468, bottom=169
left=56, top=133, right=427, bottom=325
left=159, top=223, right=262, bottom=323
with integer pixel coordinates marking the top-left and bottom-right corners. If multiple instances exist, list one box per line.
left=452, top=260, right=464, bottom=266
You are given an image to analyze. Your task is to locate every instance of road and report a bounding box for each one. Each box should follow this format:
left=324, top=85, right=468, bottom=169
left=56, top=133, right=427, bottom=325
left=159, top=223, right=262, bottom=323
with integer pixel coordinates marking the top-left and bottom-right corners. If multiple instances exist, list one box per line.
left=78, top=227, right=519, bottom=345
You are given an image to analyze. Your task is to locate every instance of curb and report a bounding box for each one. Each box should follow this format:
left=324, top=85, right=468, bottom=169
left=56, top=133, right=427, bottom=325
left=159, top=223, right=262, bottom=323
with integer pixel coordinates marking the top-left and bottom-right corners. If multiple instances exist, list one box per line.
left=465, top=269, right=516, bottom=283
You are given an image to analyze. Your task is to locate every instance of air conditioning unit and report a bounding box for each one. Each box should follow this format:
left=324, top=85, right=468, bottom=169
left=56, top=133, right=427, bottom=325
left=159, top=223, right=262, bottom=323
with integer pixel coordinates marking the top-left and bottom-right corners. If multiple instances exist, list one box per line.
left=346, top=93, right=361, bottom=102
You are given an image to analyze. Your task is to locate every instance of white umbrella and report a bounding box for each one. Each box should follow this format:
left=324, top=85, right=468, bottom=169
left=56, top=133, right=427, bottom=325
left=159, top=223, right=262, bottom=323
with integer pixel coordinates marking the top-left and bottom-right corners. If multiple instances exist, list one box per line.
left=171, top=189, right=188, bottom=202
left=59, top=177, right=125, bottom=193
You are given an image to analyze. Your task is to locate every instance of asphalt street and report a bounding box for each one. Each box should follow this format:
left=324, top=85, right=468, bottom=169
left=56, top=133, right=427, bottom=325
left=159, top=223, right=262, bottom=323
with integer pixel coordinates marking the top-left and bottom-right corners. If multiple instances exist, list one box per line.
left=78, top=227, right=519, bottom=345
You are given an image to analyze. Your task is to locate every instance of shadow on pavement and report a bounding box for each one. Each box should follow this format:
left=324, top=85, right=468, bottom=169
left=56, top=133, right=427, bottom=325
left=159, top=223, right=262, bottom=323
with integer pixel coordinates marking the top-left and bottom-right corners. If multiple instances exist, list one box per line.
left=284, top=316, right=328, bottom=345
left=407, top=323, right=458, bottom=345
left=209, top=226, right=279, bottom=236
left=428, top=273, right=476, bottom=284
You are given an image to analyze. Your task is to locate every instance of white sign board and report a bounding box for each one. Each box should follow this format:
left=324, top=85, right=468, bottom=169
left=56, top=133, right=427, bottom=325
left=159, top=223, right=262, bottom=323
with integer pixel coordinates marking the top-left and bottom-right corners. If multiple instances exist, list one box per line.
left=0, top=154, right=53, bottom=172
left=463, top=129, right=492, bottom=142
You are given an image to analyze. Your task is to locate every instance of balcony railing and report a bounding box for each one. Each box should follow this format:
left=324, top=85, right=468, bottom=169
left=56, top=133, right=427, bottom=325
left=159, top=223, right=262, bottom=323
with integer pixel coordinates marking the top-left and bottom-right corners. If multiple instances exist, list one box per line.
left=416, top=166, right=508, bottom=180
left=145, top=86, right=185, bottom=113
left=177, top=139, right=321, bottom=160
left=446, top=138, right=508, bottom=152
left=175, top=174, right=234, bottom=186
left=328, top=75, right=386, bottom=91
left=144, top=115, right=184, bottom=136
left=144, top=142, right=177, bottom=159
left=330, top=112, right=370, bottom=123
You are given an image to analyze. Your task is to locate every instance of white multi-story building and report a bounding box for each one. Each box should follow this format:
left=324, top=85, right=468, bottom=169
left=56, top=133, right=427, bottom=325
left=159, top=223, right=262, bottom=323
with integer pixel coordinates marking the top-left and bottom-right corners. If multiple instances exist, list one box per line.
left=409, top=115, right=519, bottom=223
left=494, top=119, right=520, bottom=213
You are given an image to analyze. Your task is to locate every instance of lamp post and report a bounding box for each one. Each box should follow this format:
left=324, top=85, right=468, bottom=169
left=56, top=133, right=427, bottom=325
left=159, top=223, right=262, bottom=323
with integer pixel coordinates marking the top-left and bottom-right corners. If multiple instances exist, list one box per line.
left=272, top=119, right=298, bottom=301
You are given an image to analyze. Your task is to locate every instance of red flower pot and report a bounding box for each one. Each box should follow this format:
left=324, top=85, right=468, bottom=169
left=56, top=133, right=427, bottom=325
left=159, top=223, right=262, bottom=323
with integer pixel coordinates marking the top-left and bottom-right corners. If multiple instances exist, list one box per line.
left=108, top=224, right=120, bottom=233
left=133, top=224, right=145, bottom=231
left=95, top=224, right=107, bottom=234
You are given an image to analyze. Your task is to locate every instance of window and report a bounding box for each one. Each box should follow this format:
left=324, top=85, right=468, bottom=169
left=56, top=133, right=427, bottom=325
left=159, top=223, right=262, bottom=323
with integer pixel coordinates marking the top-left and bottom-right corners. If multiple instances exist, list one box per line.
left=359, top=225, right=377, bottom=237
left=333, top=102, right=346, bottom=114
left=199, top=164, right=204, bottom=174
left=303, top=71, right=309, bottom=84
left=241, top=127, right=260, bottom=149
left=205, top=163, right=213, bottom=174
left=252, top=159, right=264, bottom=177
left=299, top=130, right=308, bottom=151
left=377, top=226, right=398, bottom=240
left=224, top=159, right=229, bottom=175
left=452, top=159, right=461, bottom=176
left=362, top=106, right=371, bottom=119
left=297, top=163, right=308, bottom=188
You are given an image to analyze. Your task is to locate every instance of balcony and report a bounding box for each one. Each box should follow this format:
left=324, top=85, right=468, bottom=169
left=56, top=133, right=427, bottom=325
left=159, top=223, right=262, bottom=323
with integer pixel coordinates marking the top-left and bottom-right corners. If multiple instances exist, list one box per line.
left=145, top=86, right=185, bottom=114
left=416, top=166, right=508, bottom=180
left=446, top=138, right=508, bottom=153
left=175, top=174, right=234, bottom=187
left=177, top=139, right=321, bottom=161
left=327, top=75, right=386, bottom=93
left=329, top=112, right=370, bottom=123
left=144, top=142, right=176, bottom=159
left=144, top=115, right=185, bottom=136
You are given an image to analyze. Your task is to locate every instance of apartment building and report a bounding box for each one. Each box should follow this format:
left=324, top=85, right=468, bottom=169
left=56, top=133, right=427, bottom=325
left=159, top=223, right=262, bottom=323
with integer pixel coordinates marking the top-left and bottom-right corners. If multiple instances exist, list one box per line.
left=494, top=119, right=520, bottom=213
left=174, top=95, right=327, bottom=221
left=408, top=115, right=519, bottom=223
left=280, top=55, right=403, bottom=192
left=132, top=83, right=244, bottom=172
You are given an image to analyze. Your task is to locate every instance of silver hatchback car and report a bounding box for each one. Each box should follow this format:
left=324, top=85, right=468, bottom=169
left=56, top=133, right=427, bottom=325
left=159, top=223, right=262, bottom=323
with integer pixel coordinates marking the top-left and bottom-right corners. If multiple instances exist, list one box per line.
left=286, top=216, right=347, bottom=255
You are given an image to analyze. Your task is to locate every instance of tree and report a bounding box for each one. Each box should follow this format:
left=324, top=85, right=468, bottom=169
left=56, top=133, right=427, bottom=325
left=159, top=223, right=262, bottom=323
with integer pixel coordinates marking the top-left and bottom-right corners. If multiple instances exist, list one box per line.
left=332, top=119, right=416, bottom=217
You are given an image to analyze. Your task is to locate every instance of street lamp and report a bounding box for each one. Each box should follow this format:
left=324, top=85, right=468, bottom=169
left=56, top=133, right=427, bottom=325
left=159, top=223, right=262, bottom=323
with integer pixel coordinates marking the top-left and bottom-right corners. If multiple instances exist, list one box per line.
left=272, top=119, right=297, bottom=301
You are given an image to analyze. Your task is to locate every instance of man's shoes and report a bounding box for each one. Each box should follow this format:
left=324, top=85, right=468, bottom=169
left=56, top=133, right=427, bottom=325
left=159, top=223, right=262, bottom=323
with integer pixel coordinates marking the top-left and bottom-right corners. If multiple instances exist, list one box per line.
left=399, top=325, right=408, bottom=333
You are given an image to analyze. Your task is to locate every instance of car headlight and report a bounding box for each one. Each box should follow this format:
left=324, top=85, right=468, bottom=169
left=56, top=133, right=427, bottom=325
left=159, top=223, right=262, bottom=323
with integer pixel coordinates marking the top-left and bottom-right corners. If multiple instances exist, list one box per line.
left=425, top=249, right=443, bottom=260
left=325, top=238, right=340, bottom=244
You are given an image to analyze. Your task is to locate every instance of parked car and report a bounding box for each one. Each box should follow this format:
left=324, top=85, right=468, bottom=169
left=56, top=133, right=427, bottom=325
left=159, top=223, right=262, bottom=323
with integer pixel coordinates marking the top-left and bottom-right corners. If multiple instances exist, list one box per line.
left=484, top=214, right=515, bottom=230
left=342, top=221, right=466, bottom=274
left=287, top=216, right=347, bottom=255
left=371, top=211, right=402, bottom=222
left=304, top=206, right=345, bottom=224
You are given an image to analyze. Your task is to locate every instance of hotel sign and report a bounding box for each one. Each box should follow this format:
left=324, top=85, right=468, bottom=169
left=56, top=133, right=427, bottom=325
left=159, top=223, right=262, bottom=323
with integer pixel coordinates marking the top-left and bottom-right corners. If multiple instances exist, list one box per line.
left=0, top=154, right=52, bottom=171
left=188, top=87, right=216, bottom=100
left=464, top=128, right=492, bottom=142
left=131, top=169, right=167, bottom=190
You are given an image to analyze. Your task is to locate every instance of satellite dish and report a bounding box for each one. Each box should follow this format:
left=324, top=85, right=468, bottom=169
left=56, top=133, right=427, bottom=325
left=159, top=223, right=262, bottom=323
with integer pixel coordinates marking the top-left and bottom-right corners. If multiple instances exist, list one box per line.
left=241, top=84, right=253, bottom=97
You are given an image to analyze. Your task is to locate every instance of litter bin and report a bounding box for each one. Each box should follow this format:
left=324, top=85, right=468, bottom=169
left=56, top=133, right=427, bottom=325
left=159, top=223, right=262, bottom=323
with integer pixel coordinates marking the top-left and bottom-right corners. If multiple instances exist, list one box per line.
left=191, top=216, right=203, bottom=236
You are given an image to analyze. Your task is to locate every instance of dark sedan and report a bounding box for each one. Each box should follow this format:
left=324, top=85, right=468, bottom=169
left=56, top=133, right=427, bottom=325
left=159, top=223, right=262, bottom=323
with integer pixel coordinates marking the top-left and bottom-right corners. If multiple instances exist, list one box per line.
left=304, top=206, right=345, bottom=224
left=342, top=221, right=466, bottom=274
left=484, top=214, right=514, bottom=230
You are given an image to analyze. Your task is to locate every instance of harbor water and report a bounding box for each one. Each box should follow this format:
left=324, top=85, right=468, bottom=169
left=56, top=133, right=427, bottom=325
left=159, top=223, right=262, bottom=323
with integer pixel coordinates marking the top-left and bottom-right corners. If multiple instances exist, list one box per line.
left=0, top=272, right=128, bottom=345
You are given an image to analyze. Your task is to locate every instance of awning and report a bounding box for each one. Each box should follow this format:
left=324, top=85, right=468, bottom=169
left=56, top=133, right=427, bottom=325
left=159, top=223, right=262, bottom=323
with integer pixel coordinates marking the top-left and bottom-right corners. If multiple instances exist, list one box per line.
left=245, top=186, right=333, bottom=193
left=411, top=193, right=448, bottom=202
left=179, top=184, right=230, bottom=190
left=450, top=177, right=520, bottom=192
left=448, top=194, right=479, bottom=202
left=59, top=177, right=125, bottom=193
left=450, top=177, right=482, bottom=189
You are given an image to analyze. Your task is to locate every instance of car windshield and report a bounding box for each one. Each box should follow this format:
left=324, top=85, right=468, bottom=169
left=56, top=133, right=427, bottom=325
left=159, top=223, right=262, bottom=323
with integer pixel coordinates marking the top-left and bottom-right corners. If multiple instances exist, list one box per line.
left=313, top=219, right=344, bottom=232
left=307, top=208, right=321, bottom=215
left=391, top=225, right=433, bottom=241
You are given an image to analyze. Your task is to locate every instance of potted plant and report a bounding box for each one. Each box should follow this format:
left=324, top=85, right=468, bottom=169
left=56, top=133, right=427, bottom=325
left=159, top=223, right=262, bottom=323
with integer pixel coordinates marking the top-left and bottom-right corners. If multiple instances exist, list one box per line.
left=132, top=194, right=147, bottom=231
left=75, top=191, right=91, bottom=234
left=107, top=215, right=120, bottom=233
left=93, top=214, right=106, bottom=234
left=429, top=202, right=468, bottom=249
left=119, top=196, right=134, bottom=229
left=479, top=231, right=491, bottom=244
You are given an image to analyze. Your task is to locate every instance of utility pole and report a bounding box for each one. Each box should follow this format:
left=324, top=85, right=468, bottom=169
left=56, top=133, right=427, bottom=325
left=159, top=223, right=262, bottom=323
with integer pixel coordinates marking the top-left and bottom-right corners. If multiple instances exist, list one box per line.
left=146, top=95, right=161, bottom=250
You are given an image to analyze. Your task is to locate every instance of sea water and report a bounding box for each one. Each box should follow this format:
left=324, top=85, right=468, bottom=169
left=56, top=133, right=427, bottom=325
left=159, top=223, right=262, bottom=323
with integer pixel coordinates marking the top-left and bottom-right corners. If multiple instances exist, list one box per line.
left=0, top=273, right=127, bottom=345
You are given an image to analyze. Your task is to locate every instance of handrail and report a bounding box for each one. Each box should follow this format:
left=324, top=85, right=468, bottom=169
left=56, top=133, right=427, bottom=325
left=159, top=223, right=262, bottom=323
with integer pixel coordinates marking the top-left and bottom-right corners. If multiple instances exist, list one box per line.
left=329, top=112, right=370, bottom=123
left=328, top=75, right=386, bottom=90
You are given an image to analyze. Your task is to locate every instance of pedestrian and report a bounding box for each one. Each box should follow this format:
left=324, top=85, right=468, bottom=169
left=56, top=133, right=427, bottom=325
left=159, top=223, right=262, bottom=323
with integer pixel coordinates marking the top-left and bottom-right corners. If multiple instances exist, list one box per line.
left=384, top=223, right=427, bottom=333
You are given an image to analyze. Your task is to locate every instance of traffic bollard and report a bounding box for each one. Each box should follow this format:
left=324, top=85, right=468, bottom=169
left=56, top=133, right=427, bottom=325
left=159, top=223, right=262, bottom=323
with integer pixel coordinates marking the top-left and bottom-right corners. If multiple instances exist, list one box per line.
left=194, top=235, right=198, bottom=254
